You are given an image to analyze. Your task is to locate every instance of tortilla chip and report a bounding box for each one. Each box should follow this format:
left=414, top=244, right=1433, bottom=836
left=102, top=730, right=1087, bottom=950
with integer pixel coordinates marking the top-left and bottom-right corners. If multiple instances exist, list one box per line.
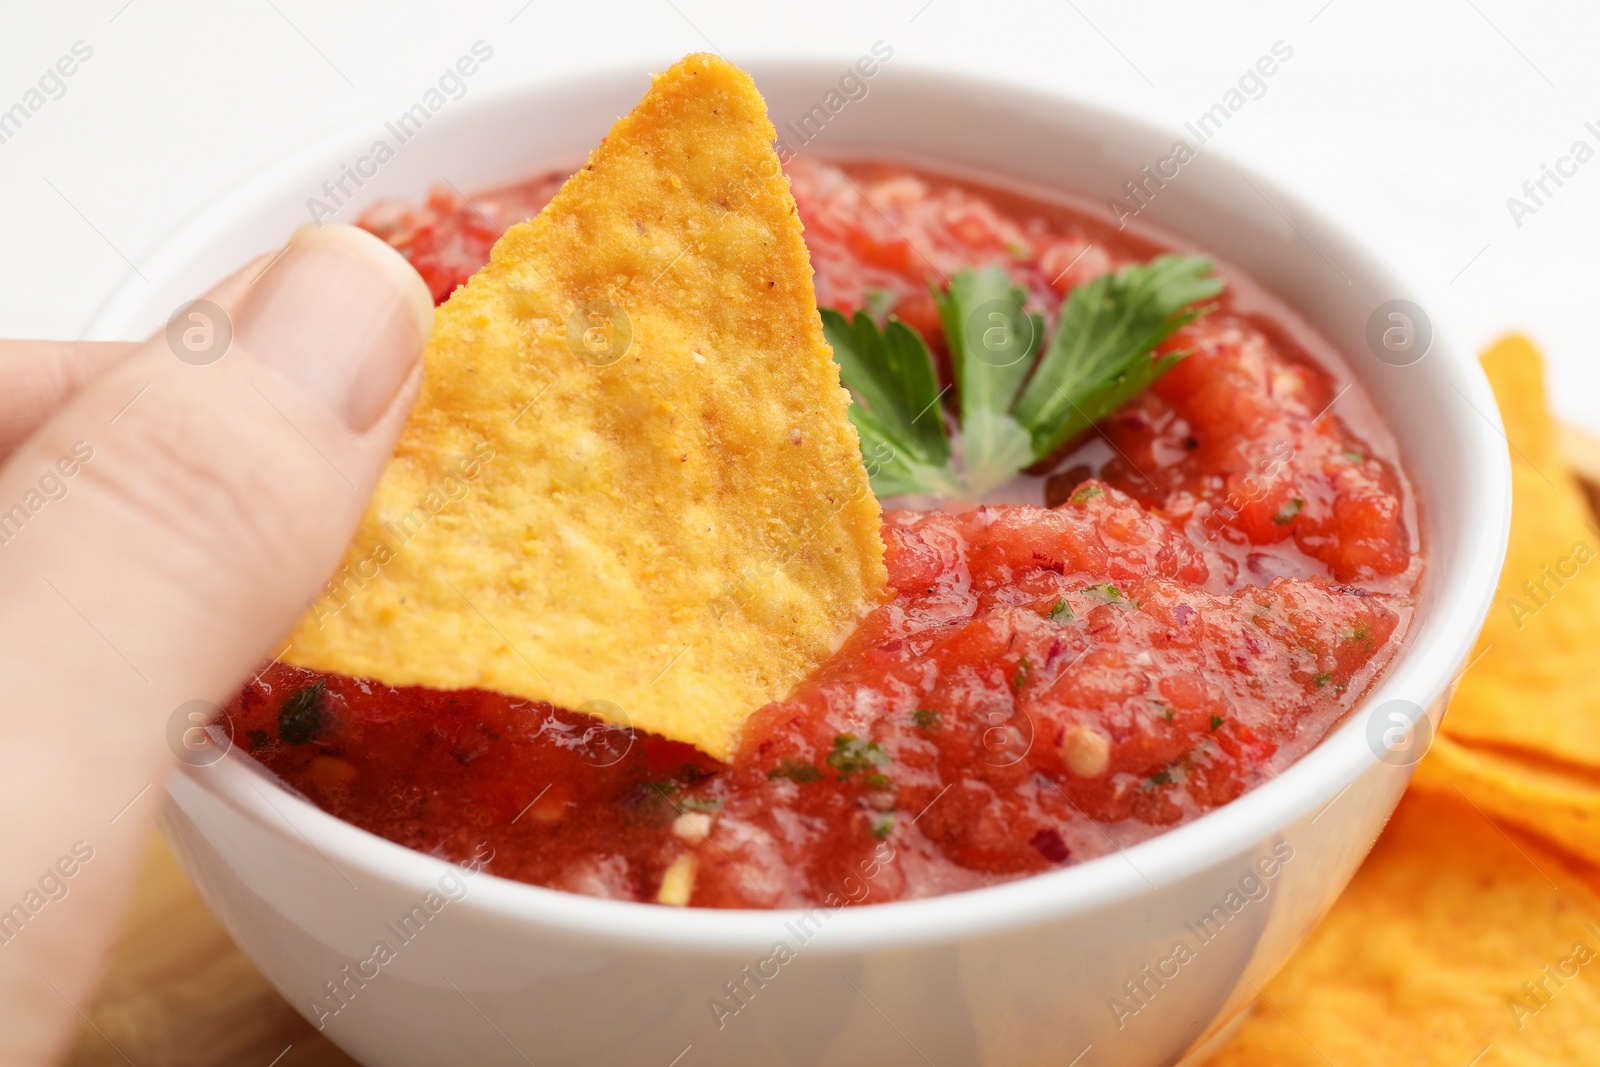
left=1442, top=336, right=1600, bottom=768
left=1205, top=792, right=1600, bottom=1066
left=1414, top=733, right=1600, bottom=866
left=284, top=53, right=886, bottom=760
left=1557, top=421, right=1600, bottom=522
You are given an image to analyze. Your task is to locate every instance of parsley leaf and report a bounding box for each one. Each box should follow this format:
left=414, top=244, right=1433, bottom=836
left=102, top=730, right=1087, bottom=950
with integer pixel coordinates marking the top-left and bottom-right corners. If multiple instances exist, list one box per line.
left=767, top=759, right=822, bottom=783
left=1069, top=485, right=1105, bottom=503
left=826, top=256, right=1222, bottom=499
left=935, top=267, right=1043, bottom=493
left=821, top=308, right=960, bottom=497
left=1012, top=656, right=1032, bottom=690
left=826, top=734, right=891, bottom=779
left=1274, top=497, right=1305, bottom=524
left=279, top=679, right=328, bottom=745
left=863, top=287, right=899, bottom=322
left=1012, top=255, right=1224, bottom=459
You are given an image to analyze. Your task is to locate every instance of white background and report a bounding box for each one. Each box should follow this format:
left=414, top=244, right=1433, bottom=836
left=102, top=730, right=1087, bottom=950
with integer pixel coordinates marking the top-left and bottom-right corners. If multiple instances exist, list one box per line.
left=3, top=0, right=1596, bottom=426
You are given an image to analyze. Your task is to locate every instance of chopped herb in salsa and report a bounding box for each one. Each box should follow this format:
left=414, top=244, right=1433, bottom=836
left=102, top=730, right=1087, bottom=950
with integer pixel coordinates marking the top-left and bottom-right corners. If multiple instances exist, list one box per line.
left=278, top=679, right=328, bottom=745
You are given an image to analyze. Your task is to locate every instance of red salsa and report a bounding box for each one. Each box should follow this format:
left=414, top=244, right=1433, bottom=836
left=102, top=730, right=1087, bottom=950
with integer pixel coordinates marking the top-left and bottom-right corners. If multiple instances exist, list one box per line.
left=226, top=158, right=1421, bottom=908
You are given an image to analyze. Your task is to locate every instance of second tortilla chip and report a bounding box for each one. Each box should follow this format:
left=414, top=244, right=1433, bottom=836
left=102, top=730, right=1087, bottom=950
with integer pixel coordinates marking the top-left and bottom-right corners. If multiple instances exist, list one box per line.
left=283, top=54, right=887, bottom=760
left=1205, top=791, right=1600, bottom=1066
left=1443, top=336, right=1600, bottom=769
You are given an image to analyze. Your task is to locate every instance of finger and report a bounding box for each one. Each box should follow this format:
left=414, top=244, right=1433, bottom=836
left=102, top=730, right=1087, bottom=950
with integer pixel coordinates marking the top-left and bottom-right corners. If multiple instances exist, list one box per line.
left=0, top=251, right=278, bottom=460
left=0, top=224, right=433, bottom=1064
left=0, top=341, right=137, bottom=458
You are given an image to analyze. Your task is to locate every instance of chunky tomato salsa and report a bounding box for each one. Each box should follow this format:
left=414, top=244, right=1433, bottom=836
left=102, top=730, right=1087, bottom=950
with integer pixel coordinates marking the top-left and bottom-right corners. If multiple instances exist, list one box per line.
left=226, top=158, right=1421, bottom=908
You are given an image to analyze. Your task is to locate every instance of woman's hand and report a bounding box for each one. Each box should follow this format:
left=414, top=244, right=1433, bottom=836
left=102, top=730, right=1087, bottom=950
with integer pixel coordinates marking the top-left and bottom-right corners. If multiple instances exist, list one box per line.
left=0, top=224, right=432, bottom=1065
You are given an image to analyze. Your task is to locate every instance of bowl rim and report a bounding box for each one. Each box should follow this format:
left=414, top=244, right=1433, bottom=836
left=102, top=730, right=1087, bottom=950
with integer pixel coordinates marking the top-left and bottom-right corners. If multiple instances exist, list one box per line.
left=138, top=56, right=1511, bottom=954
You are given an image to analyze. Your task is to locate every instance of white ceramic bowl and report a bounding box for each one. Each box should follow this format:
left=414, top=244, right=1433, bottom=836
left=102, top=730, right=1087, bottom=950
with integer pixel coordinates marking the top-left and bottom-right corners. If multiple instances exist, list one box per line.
left=90, top=60, right=1510, bottom=1067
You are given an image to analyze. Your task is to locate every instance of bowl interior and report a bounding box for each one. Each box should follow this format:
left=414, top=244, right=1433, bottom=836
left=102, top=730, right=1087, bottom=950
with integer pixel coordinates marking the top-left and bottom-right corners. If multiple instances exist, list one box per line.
left=106, top=59, right=1510, bottom=946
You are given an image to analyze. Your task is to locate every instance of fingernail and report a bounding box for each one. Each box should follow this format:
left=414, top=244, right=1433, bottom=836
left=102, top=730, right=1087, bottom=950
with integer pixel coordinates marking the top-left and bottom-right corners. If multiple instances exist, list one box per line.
left=235, top=225, right=434, bottom=431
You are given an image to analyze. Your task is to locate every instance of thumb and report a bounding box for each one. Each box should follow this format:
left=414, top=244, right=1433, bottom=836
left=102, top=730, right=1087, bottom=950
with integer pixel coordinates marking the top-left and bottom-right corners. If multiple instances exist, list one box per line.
left=0, top=224, right=432, bottom=1064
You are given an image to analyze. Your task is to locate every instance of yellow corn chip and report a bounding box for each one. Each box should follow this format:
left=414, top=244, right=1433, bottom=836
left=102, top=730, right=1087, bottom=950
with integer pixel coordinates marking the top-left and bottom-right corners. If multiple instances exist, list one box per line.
left=1205, top=792, right=1600, bottom=1066
left=1442, top=336, right=1600, bottom=768
left=1414, top=733, right=1600, bottom=866
left=284, top=53, right=886, bottom=759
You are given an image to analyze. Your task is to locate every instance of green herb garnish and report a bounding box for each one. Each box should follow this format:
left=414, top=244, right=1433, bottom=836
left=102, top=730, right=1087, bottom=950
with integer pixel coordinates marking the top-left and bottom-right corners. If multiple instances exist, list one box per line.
left=1069, top=485, right=1105, bottom=504
left=1013, top=656, right=1032, bottom=690
left=1313, top=671, right=1334, bottom=689
left=912, top=708, right=940, bottom=729
left=870, top=812, right=895, bottom=839
left=1274, top=498, right=1305, bottom=524
left=1012, top=255, right=1224, bottom=462
left=278, top=679, right=327, bottom=745
left=1048, top=598, right=1074, bottom=621
left=935, top=268, right=1044, bottom=493
left=1210, top=715, right=1224, bottom=731
left=826, top=734, right=891, bottom=779
left=1082, top=583, right=1128, bottom=606
left=1148, top=769, right=1173, bottom=787
left=826, top=256, right=1223, bottom=497
left=820, top=309, right=962, bottom=498
left=767, top=759, right=823, bottom=783
left=863, top=287, right=899, bottom=322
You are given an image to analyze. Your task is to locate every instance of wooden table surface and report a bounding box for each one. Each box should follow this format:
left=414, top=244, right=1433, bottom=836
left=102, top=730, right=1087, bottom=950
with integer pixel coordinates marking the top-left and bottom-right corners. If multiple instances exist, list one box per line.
left=66, top=425, right=1600, bottom=1067
left=65, top=831, right=357, bottom=1067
